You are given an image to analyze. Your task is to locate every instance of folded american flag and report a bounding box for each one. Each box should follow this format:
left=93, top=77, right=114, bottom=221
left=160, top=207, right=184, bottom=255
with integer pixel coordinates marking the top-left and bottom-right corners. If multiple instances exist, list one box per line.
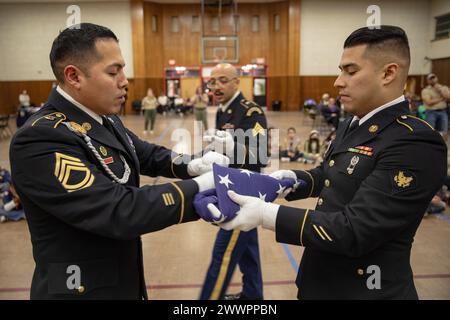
left=194, top=163, right=299, bottom=222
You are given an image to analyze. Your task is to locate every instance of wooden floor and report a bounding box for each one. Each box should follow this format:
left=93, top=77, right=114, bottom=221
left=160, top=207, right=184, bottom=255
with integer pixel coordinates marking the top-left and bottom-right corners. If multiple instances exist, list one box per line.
left=0, top=109, right=449, bottom=300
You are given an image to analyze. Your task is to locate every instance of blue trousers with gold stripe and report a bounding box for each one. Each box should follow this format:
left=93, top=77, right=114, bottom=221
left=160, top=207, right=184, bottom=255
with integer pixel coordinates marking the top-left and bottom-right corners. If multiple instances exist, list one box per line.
left=200, top=228, right=263, bottom=300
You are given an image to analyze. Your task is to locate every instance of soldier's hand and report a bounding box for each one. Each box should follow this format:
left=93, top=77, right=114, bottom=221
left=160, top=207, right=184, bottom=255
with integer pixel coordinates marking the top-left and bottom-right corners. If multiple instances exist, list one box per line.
left=188, top=151, right=230, bottom=176
left=204, top=130, right=234, bottom=156
left=193, top=171, right=215, bottom=192
left=193, top=189, right=226, bottom=224
left=218, top=191, right=280, bottom=232
left=269, top=170, right=304, bottom=198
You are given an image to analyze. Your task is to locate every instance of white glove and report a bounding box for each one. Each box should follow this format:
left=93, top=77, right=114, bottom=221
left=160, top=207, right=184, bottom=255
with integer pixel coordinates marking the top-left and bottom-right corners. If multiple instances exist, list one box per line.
left=204, top=130, right=235, bottom=156
left=269, top=170, right=298, bottom=198
left=269, top=169, right=297, bottom=181
left=193, top=171, right=215, bottom=193
left=212, top=190, right=280, bottom=231
left=187, top=151, right=230, bottom=176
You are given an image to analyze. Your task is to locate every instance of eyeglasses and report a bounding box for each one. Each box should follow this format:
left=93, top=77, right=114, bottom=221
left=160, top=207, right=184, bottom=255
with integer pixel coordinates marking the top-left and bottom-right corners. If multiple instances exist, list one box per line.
left=206, top=77, right=237, bottom=89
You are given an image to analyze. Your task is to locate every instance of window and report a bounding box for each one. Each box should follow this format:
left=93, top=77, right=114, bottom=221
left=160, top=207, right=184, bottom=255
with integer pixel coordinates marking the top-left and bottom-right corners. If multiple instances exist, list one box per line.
left=192, top=16, right=200, bottom=33
left=152, top=15, right=158, bottom=32
left=252, top=15, right=259, bottom=33
left=171, top=16, right=179, bottom=33
left=274, top=14, right=280, bottom=32
left=435, top=13, right=450, bottom=40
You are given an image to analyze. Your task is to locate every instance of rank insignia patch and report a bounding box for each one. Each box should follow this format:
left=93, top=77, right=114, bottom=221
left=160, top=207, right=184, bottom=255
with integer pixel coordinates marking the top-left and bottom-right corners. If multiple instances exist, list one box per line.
left=392, top=170, right=416, bottom=193
left=394, top=171, right=413, bottom=188
left=54, top=152, right=95, bottom=192
left=252, top=122, right=266, bottom=136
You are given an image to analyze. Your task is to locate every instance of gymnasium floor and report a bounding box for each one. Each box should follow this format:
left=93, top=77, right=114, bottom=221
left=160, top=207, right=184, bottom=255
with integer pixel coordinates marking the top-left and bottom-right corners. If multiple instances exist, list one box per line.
left=0, top=109, right=449, bottom=300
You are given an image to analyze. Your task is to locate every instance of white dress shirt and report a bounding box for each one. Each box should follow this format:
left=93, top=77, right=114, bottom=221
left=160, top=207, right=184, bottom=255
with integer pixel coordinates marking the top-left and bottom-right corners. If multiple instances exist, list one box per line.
left=351, top=95, right=406, bottom=126
left=220, top=91, right=241, bottom=112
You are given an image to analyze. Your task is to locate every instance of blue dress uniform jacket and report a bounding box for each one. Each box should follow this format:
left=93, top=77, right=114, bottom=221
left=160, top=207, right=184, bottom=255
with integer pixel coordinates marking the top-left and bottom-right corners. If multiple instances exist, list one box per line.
left=276, top=101, right=447, bottom=299
left=201, top=93, right=268, bottom=300
left=10, top=89, right=199, bottom=299
left=215, top=93, right=268, bottom=172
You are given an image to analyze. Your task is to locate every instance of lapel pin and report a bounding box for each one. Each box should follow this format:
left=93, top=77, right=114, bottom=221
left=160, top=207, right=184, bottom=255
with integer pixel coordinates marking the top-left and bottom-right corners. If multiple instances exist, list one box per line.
left=369, top=125, right=378, bottom=133
left=82, top=122, right=92, bottom=131
left=99, top=146, right=108, bottom=157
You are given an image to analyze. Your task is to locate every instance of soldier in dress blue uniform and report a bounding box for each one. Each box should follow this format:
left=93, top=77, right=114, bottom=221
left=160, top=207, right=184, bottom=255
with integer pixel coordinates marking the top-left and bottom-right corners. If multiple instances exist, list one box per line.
left=9, top=23, right=223, bottom=299
left=199, top=63, right=268, bottom=300
left=211, top=26, right=447, bottom=299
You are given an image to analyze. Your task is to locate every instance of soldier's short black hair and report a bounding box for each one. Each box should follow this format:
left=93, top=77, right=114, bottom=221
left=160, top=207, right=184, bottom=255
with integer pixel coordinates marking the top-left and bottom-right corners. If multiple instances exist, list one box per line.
left=50, top=23, right=118, bottom=83
left=344, top=25, right=410, bottom=67
left=287, top=127, right=296, bottom=133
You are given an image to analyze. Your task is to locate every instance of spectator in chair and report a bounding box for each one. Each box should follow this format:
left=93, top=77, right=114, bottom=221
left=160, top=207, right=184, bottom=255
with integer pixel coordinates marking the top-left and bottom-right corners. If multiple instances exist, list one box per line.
left=280, top=127, right=303, bottom=162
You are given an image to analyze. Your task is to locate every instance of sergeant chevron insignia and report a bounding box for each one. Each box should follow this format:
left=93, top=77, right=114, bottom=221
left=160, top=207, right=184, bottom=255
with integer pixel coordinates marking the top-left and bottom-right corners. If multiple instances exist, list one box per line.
left=252, top=122, right=266, bottom=136
left=54, top=152, right=95, bottom=192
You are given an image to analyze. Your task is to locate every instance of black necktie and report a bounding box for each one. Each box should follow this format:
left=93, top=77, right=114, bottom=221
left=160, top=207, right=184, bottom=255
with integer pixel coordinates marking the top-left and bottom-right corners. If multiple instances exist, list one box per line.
left=345, top=119, right=359, bottom=136
left=102, top=117, right=114, bottom=134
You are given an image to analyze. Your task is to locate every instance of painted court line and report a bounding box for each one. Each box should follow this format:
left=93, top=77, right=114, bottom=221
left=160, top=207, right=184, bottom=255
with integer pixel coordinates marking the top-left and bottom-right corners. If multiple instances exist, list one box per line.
left=1, top=275, right=450, bottom=293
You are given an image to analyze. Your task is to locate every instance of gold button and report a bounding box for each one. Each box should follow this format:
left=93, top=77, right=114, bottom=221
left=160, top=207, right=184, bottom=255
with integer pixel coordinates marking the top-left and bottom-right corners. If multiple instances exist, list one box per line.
left=318, top=198, right=323, bottom=205
left=77, top=286, right=85, bottom=294
left=329, top=160, right=335, bottom=167
left=324, top=179, right=330, bottom=187
left=357, top=268, right=364, bottom=276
